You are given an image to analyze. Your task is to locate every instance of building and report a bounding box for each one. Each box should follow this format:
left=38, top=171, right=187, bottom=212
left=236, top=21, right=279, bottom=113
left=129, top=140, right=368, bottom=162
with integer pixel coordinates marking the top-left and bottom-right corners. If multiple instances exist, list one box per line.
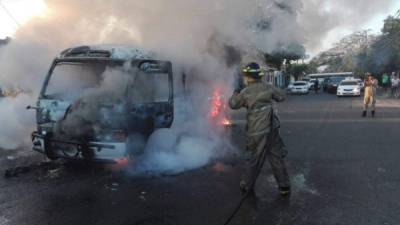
left=262, top=67, right=288, bottom=88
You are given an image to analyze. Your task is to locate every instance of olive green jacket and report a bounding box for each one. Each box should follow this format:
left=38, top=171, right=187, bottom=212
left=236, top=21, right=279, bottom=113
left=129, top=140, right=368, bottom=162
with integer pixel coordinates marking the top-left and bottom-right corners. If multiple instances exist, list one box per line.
left=229, top=82, right=286, bottom=136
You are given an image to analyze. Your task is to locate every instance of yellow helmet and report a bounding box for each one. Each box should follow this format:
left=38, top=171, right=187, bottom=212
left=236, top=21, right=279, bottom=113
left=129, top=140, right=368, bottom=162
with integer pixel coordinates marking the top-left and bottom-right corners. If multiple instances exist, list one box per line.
left=242, top=62, right=264, bottom=78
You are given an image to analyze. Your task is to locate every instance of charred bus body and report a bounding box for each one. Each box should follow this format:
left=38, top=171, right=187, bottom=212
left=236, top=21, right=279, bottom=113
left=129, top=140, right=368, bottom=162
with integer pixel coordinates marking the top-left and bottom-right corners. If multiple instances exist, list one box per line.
left=30, top=45, right=174, bottom=163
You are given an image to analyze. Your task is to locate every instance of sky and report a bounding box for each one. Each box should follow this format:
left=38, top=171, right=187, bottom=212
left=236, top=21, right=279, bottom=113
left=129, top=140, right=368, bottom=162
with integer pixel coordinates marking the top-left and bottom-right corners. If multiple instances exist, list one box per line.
left=0, top=0, right=47, bottom=38
left=0, top=0, right=399, bottom=55
left=300, top=0, right=400, bottom=56
left=324, top=1, right=400, bottom=50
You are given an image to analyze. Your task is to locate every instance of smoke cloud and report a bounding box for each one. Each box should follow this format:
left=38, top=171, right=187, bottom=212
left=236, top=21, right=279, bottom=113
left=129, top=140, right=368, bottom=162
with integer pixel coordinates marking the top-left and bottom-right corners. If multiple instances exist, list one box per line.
left=1, top=0, right=396, bottom=172
left=0, top=1, right=306, bottom=172
left=0, top=94, right=36, bottom=149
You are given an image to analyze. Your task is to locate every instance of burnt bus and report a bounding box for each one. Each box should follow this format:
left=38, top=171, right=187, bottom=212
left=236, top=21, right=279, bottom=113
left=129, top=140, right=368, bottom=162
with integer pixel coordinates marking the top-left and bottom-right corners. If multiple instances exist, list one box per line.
left=29, top=45, right=174, bottom=163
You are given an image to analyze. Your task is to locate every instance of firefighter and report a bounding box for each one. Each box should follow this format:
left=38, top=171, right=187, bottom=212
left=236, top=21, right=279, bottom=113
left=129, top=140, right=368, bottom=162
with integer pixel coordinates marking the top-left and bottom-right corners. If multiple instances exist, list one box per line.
left=362, top=74, right=378, bottom=117
left=229, top=62, right=291, bottom=196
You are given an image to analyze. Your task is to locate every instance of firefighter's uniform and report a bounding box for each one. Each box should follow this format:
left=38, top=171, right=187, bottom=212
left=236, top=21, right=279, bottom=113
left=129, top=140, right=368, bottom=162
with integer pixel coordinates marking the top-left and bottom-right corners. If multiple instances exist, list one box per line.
left=363, top=78, right=377, bottom=113
left=229, top=81, right=291, bottom=192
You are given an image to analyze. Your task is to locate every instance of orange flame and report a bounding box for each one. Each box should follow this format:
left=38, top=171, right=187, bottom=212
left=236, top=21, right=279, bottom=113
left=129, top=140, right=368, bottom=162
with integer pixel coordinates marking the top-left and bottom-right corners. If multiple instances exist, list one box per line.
left=116, top=157, right=130, bottom=166
left=209, top=88, right=232, bottom=127
left=209, top=89, right=224, bottom=118
left=222, top=118, right=232, bottom=126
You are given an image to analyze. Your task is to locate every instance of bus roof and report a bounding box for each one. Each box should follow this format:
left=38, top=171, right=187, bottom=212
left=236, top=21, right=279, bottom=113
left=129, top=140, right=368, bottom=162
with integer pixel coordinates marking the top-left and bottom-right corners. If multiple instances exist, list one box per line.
left=307, top=72, right=353, bottom=78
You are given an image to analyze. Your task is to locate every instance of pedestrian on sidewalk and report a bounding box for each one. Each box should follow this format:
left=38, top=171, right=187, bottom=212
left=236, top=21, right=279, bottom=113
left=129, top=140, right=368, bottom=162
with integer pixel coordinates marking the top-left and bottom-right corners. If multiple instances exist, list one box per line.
left=391, top=72, right=399, bottom=98
left=382, top=73, right=390, bottom=95
left=362, top=74, right=378, bottom=117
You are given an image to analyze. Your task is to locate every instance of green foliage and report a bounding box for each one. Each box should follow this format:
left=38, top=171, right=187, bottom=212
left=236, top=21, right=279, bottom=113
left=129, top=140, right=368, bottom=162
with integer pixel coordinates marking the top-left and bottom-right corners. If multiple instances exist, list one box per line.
left=287, top=63, right=311, bottom=80
left=312, top=10, right=400, bottom=76
left=367, top=14, right=400, bottom=74
left=382, top=16, right=400, bottom=35
left=264, top=53, right=285, bottom=70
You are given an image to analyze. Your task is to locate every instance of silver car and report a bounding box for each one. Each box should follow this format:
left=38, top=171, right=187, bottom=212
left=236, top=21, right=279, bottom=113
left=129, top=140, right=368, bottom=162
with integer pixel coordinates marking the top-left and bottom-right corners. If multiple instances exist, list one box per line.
left=289, top=81, right=309, bottom=95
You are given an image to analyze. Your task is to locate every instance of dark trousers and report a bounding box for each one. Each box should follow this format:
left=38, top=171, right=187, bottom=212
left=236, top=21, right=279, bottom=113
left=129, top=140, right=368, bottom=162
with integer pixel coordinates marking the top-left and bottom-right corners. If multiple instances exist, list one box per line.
left=244, top=129, right=290, bottom=188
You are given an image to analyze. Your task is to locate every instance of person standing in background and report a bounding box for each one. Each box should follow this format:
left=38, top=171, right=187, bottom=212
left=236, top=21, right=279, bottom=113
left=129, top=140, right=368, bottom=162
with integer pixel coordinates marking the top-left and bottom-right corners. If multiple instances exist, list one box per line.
left=382, top=73, right=390, bottom=94
left=391, top=73, right=399, bottom=98
left=314, top=79, right=319, bottom=94
left=363, top=74, right=378, bottom=117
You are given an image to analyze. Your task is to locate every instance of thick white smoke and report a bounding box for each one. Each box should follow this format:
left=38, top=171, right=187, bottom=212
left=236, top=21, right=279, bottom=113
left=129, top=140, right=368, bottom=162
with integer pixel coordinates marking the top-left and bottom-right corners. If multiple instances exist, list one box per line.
left=133, top=121, right=232, bottom=175
left=1, top=0, right=355, bottom=173
left=1, top=0, right=396, bottom=172
left=0, top=94, right=36, bottom=149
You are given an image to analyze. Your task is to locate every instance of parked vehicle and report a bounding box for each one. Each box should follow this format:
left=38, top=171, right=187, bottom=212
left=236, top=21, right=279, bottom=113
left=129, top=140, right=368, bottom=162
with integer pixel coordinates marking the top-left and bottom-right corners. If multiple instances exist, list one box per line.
left=337, top=80, right=361, bottom=97
left=289, top=81, right=309, bottom=94
left=28, top=45, right=174, bottom=163
left=287, top=82, right=294, bottom=90
left=322, top=78, right=330, bottom=92
left=326, top=77, right=345, bottom=94
left=301, top=78, right=313, bottom=90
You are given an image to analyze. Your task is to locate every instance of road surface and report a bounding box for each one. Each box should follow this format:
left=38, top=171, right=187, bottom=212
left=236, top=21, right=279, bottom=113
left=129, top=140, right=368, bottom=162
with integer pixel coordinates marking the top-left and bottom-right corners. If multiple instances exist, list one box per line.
left=1, top=92, right=400, bottom=225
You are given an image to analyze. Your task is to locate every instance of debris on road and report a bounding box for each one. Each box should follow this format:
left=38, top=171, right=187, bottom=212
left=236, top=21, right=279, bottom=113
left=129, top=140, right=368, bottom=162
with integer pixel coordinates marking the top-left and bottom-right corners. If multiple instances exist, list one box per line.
left=3, top=161, right=63, bottom=179
left=104, top=182, right=120, bottom=192
left=111, top=182, right=119, bottom=191
left=139, top=191, right=147, bottom=201
left=377, top=167, right=386, bottom=173
left=6, top=156, right=15, bottom=161
left=0, top=216, right=10, bottom=225
left=46, top=168, right=63, bottom=179
left=4, top=166, right=31, bottom=178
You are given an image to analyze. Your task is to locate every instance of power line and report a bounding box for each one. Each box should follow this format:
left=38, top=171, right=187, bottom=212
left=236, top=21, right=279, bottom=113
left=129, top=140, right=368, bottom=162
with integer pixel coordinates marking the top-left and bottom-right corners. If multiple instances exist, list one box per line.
left=0, top=0, right=21, bottom=28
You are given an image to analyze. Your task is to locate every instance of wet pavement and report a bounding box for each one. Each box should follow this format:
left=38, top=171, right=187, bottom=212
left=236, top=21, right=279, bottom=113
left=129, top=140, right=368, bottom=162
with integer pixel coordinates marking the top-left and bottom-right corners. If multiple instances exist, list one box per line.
left=1, top=92, right=400, bottom=225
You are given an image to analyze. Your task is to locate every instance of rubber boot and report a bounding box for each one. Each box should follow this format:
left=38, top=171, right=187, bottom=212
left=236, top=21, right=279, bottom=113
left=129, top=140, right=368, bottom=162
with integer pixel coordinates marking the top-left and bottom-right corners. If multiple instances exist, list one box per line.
left=362, top=111, right=367, bottom=117
left=371, top=110, right=375, bottom=118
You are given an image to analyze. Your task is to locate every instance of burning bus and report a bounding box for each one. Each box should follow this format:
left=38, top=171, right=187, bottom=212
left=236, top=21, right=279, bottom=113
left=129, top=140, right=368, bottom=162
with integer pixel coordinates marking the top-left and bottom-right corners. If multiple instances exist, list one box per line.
left=28, top=45, right=174, bottom=163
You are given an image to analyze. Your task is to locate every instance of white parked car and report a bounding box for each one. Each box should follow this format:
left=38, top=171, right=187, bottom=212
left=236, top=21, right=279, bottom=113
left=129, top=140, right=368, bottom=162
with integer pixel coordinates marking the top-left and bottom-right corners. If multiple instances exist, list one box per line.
left=355, top=79, right=364, bottom=91
left=337, top=80, right=361, bottom=97
left=289, top=81, right=309, bottom=94
left=301, top=78, right=313, bottom=90
left=287, top=82, right=294, bottom=93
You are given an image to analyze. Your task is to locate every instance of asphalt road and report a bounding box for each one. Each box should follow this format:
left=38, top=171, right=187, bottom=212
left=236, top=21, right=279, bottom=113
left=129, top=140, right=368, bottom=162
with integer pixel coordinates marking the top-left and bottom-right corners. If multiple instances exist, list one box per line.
left=1, top=92, right=400, bottom=225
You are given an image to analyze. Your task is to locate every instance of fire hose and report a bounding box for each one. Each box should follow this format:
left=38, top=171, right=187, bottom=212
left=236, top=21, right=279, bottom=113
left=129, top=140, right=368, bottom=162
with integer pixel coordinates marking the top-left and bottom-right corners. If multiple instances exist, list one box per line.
left=223, top=107, right=276, bottom=225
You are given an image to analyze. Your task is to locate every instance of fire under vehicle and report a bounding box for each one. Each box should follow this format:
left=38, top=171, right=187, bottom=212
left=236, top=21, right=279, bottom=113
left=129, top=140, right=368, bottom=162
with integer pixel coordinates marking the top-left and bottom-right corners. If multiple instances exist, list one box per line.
left=28, top=45, right=174, bottom=163
left=208, top=87, right=232, bottom=128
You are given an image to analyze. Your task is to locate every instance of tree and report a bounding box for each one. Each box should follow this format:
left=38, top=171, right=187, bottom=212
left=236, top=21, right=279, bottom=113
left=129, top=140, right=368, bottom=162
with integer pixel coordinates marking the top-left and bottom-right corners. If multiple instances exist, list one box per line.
left=310, top=30, right=377, bottom=74
left=272, top=42, right=306, bottom=62
left=369, top=14, right=400, bottom=74
left=287, top=63, right=310, bottom=80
